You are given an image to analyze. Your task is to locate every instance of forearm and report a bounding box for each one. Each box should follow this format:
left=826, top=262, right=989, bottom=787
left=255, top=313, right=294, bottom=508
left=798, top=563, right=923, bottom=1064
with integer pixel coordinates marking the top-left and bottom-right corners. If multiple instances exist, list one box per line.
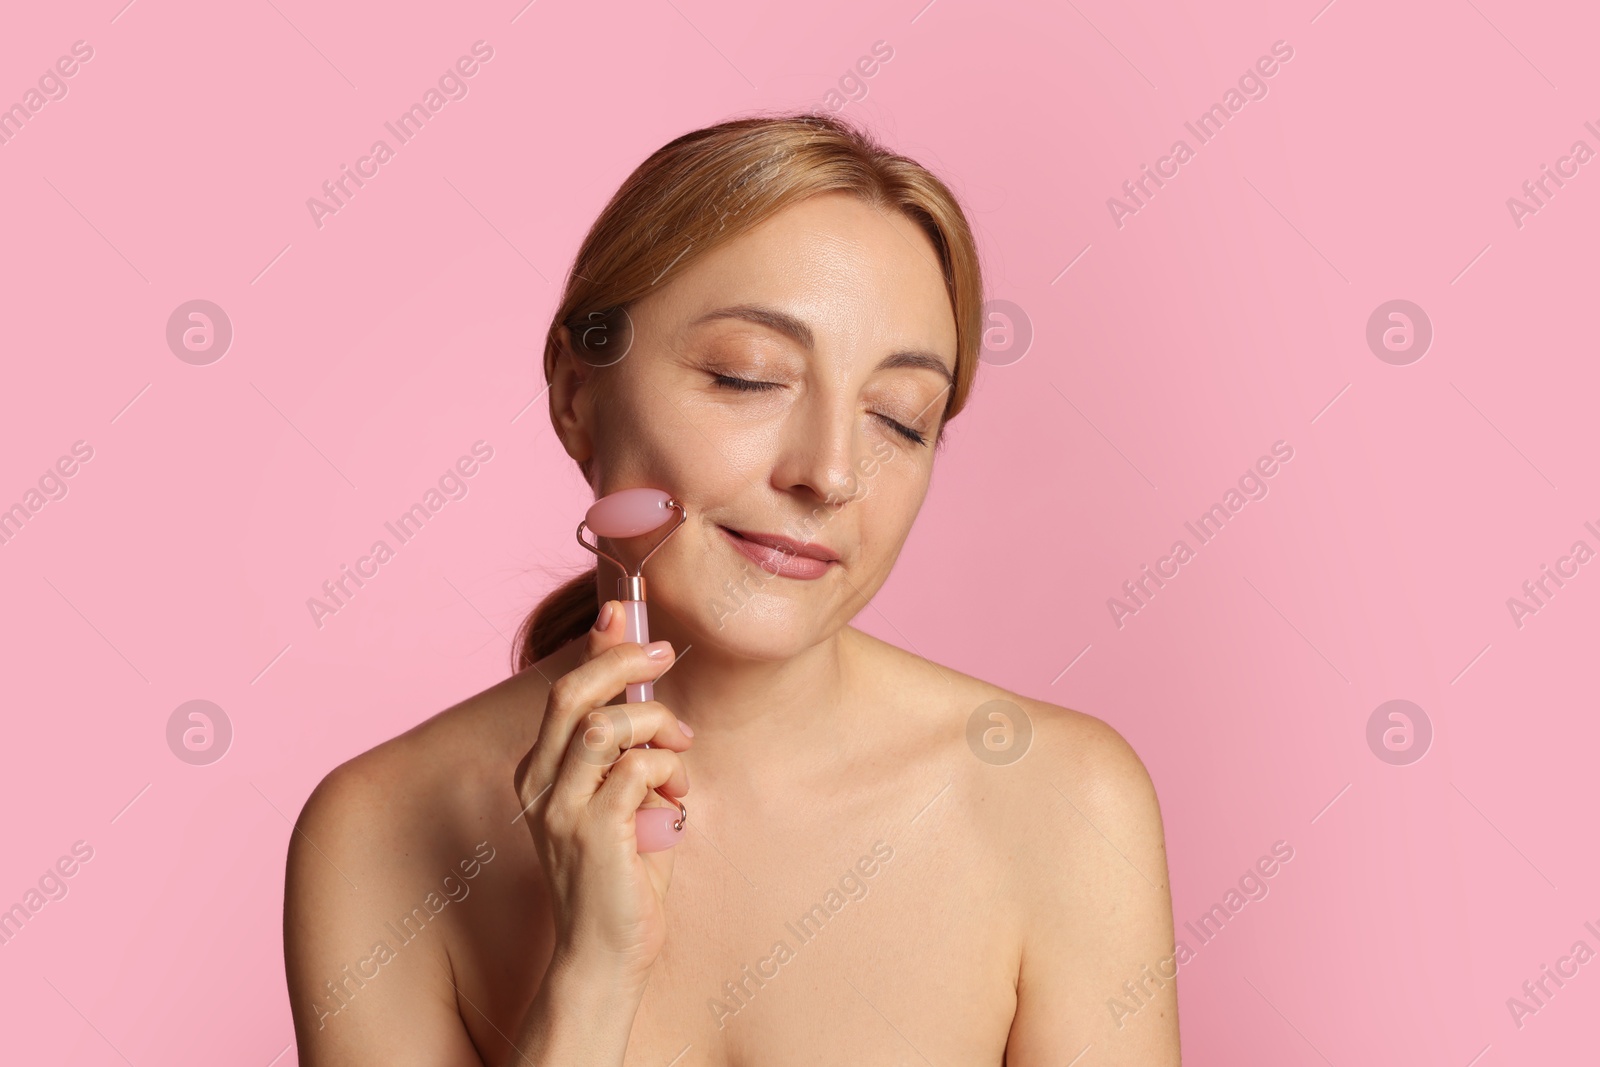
left=512, top=955, right=644, bottom=1066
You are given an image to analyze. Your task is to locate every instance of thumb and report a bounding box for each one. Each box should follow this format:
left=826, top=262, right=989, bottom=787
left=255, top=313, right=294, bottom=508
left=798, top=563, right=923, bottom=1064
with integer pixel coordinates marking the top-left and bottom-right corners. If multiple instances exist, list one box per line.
left=577, top=599, right=627, bottom=665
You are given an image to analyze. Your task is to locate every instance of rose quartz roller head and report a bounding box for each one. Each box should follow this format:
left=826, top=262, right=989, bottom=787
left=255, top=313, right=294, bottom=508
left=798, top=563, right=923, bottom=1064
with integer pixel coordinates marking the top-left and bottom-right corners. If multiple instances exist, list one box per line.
left=576, top=487, right=688, bottom=853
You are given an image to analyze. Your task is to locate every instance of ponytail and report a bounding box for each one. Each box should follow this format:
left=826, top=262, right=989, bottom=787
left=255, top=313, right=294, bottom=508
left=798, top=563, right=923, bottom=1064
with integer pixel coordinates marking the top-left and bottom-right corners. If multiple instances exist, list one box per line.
left=512, top=566, right=599, bottom=673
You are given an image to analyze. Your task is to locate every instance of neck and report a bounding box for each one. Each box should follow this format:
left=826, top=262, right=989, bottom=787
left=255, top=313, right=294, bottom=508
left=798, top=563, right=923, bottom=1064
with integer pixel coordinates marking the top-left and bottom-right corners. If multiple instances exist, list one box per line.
left=589, top=572, right=859, bottom=782
left=651, top=620, right=852, bottom=740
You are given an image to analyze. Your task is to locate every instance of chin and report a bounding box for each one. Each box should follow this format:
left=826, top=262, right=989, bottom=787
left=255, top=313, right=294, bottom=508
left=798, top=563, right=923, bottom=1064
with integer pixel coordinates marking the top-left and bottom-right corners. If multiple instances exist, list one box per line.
left=660, top=586, right=827, bottom=661
left=718, top=616, right=823, bottom=661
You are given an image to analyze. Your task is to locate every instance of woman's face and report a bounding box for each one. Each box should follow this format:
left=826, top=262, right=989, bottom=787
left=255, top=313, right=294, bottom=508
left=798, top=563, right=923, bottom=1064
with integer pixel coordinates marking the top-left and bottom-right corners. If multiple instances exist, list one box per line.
left=555, top=191, right=959, bottom=659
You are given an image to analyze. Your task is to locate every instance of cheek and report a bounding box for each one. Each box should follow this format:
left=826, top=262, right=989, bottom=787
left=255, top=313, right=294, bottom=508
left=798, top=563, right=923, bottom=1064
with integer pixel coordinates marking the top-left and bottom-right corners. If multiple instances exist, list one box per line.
left=589, top=376, right=756, bottom=490
left=647, top=388, right=795, bottom=496
left=854, top=461, right=929, bottom=553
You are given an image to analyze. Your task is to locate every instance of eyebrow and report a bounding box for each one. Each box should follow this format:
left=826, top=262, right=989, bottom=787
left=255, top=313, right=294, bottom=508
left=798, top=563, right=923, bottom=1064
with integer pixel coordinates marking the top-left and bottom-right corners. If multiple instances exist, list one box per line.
left=689, top=303, right=956, bottom=386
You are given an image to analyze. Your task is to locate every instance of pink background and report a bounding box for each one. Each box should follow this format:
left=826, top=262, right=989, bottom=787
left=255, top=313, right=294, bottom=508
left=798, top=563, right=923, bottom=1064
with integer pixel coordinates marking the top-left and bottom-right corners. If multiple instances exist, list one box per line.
left=2, top=0, right=1596, bottom=1063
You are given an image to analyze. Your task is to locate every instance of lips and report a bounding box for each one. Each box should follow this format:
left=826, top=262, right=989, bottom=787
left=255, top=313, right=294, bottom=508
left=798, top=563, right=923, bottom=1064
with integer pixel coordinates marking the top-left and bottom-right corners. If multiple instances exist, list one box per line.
left=718, top=525, right=839, bottom=579
left=720, top=527, right=840, bottom=562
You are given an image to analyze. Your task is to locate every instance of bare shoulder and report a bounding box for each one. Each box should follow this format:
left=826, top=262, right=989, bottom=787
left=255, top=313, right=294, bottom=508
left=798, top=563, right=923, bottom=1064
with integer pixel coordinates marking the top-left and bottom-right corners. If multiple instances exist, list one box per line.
left=1004, top=689, right=1166, bottom=873
left=848, top=626, right=1158, bottom=800
left=287, top=636, right=586, bottom=884
left=853, top=627, right=1165, bottom=872
left=842, top=629, right=1178, bottom=1061
left=1016, top=696, right=1160, bottom=815
left=283, top=666, right=546, bottom=1062
left=290, top=668, right=532, bottom=856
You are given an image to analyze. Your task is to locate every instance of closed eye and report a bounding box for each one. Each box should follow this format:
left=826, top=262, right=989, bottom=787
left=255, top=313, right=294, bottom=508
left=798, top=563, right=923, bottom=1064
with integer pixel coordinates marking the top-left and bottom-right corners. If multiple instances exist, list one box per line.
left=710, top=373, right=780, bottom=394
left=710, top=374, right=928, bottom=447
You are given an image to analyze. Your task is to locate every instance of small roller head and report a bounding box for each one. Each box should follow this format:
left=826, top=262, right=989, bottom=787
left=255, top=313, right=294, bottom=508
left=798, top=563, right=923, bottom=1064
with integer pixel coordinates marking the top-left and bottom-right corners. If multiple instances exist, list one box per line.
left=636, top=802, right=687, bottom=852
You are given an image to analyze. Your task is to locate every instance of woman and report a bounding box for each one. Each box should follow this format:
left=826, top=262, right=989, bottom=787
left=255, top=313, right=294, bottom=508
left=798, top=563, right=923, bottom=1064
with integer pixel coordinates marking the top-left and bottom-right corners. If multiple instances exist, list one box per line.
left=284, top=112, right=1180, bottom=1066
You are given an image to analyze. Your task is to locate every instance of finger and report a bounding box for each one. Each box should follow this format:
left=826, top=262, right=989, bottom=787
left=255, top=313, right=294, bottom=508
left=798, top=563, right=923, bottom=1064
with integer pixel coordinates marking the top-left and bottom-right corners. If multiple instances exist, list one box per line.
left=530, top=646, right=673, bottom=803
left=587, top=747, right=691, bottom=827
left=517, top=600, right=622, bottom=813
left=522, top=604, right=674, bottom=801
left=549, top=701, right=694, bottom=812
left=573, top=701, right=694, bottom=756
left=530, top=600, right=623, bottom=759
left=577, top=598, right=629, bottom=665
left=543, top=611, right=675, bottom=745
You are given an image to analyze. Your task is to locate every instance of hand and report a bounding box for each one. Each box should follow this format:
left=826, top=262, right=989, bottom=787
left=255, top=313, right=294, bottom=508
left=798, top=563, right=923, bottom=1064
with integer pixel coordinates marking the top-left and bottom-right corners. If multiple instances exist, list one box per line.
left=513, top=600, right=695, bottom=991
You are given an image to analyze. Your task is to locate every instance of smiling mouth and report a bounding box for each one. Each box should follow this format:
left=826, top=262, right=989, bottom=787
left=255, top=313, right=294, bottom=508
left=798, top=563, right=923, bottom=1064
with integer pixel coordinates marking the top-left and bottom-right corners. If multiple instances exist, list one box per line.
left=719, top=526, right=839, bottom=562
left=717, top=525, right=839, bottom=579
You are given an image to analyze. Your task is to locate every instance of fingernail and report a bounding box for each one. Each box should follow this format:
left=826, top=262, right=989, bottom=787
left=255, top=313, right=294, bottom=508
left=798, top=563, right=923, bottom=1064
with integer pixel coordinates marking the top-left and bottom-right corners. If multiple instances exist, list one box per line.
left=678, top=720, right=694, bottom=738
left=593, top=601, right=615, bottom=632
left=644, top=640, right=672, bottom=659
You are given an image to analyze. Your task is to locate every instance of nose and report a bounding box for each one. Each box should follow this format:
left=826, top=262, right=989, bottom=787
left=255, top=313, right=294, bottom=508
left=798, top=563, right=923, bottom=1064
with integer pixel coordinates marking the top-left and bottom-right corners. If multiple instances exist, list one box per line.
left=772, top=388, right=864, bottom=507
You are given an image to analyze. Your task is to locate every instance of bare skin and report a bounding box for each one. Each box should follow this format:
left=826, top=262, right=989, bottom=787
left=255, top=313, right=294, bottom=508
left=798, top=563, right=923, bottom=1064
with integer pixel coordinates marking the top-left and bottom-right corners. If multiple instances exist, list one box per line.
left=284, top=192, right=1180, bottom=1065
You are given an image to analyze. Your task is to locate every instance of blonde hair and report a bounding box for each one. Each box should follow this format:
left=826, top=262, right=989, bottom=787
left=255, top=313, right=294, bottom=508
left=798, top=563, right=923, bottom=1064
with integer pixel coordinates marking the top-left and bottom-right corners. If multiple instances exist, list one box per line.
left=513, top=111, right=984, bottom=673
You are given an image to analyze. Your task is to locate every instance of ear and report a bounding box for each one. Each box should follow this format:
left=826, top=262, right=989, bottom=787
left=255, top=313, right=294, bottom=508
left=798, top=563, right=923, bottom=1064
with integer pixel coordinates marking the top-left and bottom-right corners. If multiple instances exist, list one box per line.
left=548, top=324, right=596, bottom=465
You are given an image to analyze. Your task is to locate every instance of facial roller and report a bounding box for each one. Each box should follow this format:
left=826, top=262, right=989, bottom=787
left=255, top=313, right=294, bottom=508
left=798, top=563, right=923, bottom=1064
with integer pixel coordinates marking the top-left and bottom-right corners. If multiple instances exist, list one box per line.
left=576, top=487, right=689, bottom=853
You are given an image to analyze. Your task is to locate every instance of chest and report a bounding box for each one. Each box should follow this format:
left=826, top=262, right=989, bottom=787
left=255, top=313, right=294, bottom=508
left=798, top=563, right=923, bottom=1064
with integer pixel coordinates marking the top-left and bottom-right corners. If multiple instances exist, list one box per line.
left=463, top=774, right=1024, bottom=1067
left=628, top=801, right=1021, bottom=1066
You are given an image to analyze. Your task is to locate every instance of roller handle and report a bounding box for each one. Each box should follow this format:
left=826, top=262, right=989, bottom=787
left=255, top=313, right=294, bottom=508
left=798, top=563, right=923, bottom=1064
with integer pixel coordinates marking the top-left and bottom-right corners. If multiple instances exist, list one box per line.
left=622, top=598, right=654, bottom=704
left=621, top=598, right=684, bottom=852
